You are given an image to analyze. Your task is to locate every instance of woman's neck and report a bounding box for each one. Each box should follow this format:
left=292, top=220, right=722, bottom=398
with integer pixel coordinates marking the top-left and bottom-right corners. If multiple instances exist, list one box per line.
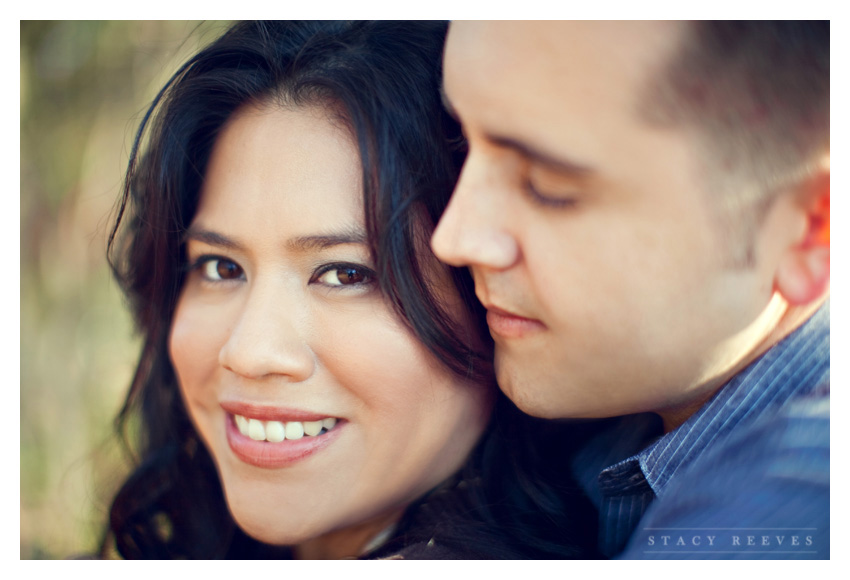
left=291, top=506, right=405, bottom=560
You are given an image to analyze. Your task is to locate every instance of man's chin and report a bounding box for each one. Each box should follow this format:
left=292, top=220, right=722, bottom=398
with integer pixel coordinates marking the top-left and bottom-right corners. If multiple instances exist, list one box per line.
left=495, top=359, right=566, bottom=419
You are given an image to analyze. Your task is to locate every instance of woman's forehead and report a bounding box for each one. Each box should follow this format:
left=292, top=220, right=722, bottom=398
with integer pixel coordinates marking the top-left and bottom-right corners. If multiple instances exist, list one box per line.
left=195, top=103, right=364, bottom=240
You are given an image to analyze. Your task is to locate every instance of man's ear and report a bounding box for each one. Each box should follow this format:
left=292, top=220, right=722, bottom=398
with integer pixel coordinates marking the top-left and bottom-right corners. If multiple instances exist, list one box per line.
left=774, top=166, right=830, bottom=305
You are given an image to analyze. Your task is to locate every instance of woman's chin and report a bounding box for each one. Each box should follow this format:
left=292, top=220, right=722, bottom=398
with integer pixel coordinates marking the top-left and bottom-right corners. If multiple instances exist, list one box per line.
left=221, top=489, right=307, bottom=546
left=229, top=508, right=312, bottom=547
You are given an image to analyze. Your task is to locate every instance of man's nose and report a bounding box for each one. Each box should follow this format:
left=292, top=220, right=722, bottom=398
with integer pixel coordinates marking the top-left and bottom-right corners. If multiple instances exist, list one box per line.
left=218, top=283, right=316, bottom=383
left=431, top=152, right=520, bottom=271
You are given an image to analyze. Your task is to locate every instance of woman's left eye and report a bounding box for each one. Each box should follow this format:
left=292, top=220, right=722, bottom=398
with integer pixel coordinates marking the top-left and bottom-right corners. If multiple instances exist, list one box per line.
left=196, top=257, right=244, bottom=282
left=313, top=264, right=375, bottom=287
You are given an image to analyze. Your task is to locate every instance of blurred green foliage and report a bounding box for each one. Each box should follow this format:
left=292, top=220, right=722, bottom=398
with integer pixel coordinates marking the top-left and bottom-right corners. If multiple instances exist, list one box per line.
left=20, top=20, right=231, bottom=559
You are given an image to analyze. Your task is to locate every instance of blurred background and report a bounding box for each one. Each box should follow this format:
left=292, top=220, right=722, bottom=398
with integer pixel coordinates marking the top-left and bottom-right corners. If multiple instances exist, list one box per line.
left=20, top=20, right=231, bottom=559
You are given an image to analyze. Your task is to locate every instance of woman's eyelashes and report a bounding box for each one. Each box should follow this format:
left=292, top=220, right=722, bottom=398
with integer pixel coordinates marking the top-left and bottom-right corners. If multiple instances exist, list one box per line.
left=310, top=263, right=376, bottom=289
left=187, top=254, right=376, bottom=292
left=190, top=255, right=245, bottom=283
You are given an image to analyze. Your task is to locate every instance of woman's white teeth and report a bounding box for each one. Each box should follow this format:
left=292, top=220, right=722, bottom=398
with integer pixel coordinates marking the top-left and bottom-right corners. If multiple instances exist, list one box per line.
left=235, top=415, right=336, bottom=442
left=265, top=420, right=285, bottom=443
left=303, top=420, right=323, bottom=437
left=285, top=421, right=304, bottom=440
left=248, top=419, right=265, bottom=441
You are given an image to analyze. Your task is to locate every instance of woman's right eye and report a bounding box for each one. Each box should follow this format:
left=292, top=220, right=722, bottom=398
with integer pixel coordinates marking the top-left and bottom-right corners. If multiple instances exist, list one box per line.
left=195, top=257, right=244, bottom=282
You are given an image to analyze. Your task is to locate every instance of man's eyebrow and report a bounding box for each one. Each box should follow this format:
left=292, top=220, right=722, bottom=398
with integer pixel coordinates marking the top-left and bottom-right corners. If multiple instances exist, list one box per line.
left=438, top=83, right=590, bottom=176
left=487, top=133, right=593, bottom=176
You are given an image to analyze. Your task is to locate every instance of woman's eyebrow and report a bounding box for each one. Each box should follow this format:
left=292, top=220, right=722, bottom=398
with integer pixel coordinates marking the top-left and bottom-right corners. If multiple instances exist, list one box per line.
left=287, top=229, right=368, bottom=252
left=183, top=227, right=244, bottom=250
left=183, top=226, right=368, bottom=252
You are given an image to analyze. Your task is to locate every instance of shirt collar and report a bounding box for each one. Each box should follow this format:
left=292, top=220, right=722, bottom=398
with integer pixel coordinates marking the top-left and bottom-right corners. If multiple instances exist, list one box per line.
left=574, top=300, right=830, bottom=502
left=637, top=300, right=830, bottom=497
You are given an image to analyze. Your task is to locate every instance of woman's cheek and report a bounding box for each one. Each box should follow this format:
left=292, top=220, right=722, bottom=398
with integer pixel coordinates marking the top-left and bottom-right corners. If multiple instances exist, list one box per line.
left=170, top=298, right=228, bottom=412
left=313, top=304, right=430, bottom=407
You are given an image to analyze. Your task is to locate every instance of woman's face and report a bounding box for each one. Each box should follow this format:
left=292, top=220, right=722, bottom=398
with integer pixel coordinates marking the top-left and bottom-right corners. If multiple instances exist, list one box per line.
left=169, top=103, right=492, bottom=557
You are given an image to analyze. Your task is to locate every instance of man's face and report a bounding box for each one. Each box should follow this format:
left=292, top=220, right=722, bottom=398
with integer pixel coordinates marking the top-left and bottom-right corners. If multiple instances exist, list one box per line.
left=433, top=21, right=784, bottom=420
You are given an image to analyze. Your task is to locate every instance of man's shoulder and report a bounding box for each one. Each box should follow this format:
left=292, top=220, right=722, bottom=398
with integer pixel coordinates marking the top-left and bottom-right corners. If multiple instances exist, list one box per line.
left=620, top=385, right=829, bottom=559
left=700, top=383, right=829, bottom=473
left=691, top=384, right=830, bottom=491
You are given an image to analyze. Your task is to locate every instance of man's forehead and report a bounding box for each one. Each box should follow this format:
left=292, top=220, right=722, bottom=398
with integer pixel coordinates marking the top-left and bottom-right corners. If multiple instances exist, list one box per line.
left=442, top=22, right=570, bottom=129
left=443, top=21, right=687, bottom=137
left=445, top=21, right=685, bottom=88
left=444, top=22, right=548, bottom=81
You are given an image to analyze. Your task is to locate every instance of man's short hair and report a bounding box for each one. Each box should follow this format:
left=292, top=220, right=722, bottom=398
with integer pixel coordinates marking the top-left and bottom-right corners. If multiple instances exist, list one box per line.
left=640, top=21, right=829, bottom=243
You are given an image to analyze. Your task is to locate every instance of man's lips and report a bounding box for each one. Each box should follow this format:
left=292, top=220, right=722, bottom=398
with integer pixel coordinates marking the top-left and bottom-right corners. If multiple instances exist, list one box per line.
left=484, top=306, right=546, bottom=339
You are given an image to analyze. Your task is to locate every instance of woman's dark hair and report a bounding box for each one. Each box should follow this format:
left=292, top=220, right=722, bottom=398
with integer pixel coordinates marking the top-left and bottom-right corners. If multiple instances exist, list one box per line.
left=104, top=20, right=597, bottom=559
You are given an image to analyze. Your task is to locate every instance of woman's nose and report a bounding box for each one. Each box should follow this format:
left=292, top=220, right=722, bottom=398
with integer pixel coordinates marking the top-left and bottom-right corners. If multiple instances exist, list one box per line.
left=218, top=284, right=316, bottom=383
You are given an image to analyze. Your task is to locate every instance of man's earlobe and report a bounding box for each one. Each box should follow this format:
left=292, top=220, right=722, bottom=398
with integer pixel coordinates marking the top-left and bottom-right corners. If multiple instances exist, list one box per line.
left=774, top=171, right=830, bottom=305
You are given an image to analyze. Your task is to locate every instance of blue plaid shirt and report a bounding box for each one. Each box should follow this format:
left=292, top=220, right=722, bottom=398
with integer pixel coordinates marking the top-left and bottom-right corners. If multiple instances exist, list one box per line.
left=573, top=301, right=830, bottom=559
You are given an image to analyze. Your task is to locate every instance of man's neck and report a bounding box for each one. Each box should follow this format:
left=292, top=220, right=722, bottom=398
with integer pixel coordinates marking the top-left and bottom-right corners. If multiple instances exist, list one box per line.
left=658, top=291, right=828, bottom=433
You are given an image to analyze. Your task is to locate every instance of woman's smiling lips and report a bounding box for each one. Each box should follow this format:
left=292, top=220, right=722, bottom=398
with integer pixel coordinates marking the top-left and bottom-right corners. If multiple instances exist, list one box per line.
left=484, top=305, right=547, bottom=339
left=221, top=401, right=345, bottom=468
